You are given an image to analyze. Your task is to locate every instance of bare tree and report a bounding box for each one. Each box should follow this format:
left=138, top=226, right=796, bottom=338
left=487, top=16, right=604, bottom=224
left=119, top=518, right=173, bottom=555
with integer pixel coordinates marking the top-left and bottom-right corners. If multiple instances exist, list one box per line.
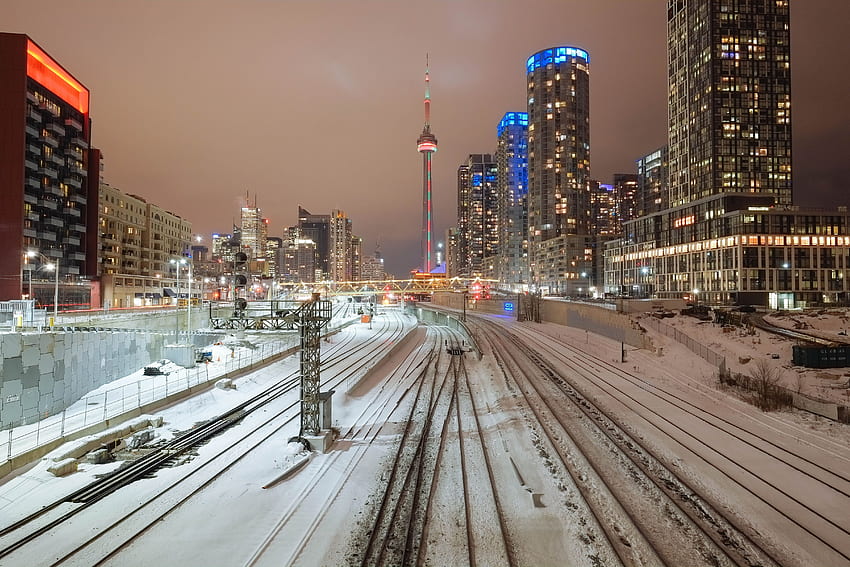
left=749, top=359, right=790, bottom=411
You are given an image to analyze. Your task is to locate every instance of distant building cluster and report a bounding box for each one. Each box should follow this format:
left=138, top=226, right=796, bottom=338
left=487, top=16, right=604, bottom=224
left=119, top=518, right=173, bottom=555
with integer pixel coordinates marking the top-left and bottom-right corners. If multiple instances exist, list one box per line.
left=2, top=0, right=847, bottom=311
left=0, top=32, right=386, bottom=310
left=444, top=0, right=845, bottom=309
left=196, top=204, right=384, bottom=303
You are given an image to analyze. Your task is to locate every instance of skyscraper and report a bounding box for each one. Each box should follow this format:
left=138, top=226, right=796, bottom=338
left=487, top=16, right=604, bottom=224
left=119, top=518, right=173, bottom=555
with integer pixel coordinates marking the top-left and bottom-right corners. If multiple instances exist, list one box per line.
left=496, top=112, right=529, bottom=289
left=298, top=206, right=330, bottom=280
left=635, top=146, right=668, bottom=218
left=329, top=209, right=352, bottom=282
left=0, top=33, right=97, bottom=302
left=457, top=154, right=499, bottom=278
left=607, top=0, right=801, bottom=305
left=667, top=0, right=792, bottom=206
left=416, top=57, right=438, bottom=273
left=526, top=46, right=591, bottom=293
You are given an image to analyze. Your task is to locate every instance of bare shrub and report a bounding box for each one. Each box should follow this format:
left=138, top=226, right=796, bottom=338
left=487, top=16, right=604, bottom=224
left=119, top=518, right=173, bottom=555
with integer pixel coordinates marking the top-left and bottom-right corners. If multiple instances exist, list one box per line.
left=749, top=359, right=791, bottom=411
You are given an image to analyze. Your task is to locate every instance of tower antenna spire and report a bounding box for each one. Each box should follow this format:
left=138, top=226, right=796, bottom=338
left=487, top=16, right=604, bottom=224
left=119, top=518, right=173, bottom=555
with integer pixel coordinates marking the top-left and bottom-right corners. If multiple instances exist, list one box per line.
left=417, top=54, right=438, bottom=273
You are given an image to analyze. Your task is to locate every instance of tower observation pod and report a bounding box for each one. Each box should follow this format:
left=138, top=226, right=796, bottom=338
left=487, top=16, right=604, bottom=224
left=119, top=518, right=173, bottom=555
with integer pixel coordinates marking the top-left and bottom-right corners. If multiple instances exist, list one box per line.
left=417, top=55, right=438, bottom=274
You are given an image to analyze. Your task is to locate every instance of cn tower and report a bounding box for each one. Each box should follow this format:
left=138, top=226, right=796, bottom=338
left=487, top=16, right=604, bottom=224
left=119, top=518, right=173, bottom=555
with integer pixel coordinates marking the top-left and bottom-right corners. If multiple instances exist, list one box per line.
left=416, top=55, right=437, bottom=273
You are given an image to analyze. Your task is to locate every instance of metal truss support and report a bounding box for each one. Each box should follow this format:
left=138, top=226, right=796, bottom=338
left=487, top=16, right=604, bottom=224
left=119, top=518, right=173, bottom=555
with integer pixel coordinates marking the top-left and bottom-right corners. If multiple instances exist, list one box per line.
left=298, top=293, right=331, bottom=436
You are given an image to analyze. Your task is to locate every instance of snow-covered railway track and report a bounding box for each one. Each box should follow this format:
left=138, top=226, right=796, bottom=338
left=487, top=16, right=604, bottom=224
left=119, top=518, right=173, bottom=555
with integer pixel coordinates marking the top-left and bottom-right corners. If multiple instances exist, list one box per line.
left=356, top=327, right=462, bottom=567
left=508, top=322, right=850, bottom=565
left=475, top=317, right=781, bottom=567
left=254, top=330, right=439, bottom=567
left=0, top=316, right=408, bottom=566
left=344, top=324, right=513, bottom=567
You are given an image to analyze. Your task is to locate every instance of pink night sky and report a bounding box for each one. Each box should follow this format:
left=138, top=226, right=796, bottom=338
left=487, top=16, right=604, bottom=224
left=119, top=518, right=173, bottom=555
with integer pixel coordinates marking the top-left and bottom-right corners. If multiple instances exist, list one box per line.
left=3, top=0, right=849, bottom=276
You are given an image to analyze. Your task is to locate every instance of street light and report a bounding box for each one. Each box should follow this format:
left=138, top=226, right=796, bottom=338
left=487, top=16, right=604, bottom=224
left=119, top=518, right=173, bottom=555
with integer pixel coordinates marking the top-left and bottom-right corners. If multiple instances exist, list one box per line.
left=27, top=250, right=58, bottom=325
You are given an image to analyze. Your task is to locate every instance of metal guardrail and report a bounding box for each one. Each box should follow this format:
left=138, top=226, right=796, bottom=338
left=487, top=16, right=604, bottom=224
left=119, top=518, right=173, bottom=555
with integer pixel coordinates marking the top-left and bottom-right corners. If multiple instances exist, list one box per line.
left=0, top=340, right=289, bottom=468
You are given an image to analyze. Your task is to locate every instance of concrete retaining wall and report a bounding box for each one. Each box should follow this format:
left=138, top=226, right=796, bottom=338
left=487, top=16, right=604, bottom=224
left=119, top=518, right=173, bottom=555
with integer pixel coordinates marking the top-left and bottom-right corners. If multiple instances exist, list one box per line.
left=0, top=329, right=223, bottom=428
left=431, top=292, right=651, bottom=350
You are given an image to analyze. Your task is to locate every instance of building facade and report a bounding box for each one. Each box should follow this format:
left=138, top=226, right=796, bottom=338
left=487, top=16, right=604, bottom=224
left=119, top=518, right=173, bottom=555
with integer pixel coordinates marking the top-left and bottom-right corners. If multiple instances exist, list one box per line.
left=606, top=0, right=806, bottom=307
left=667, top=0, right=792, bottom=206
left=526, top=46, right=592, bottom=293
left=329, top=209, right=353, bottom=282
left=97, top=182, right=192, bottom=307
left=298, top=207, right=330, bottom=280
left=457, top=154, right=499, bottom=278
left=0, top=33, right=97, bottom=306
left=496, top=112, right=529, bottom=290
left=635, top=146, right=669, bottom=218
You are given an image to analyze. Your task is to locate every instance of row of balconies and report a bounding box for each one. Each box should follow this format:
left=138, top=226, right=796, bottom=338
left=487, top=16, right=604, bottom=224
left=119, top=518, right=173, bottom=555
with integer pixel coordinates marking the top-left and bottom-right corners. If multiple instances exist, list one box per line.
left=65, top=177, right=82, bottom=189
left=38, top=198, right=58, bottom=210
left=64, top=146, right=83, bottom=160
left=38, top=100, right=59, bottom=117
left=46, top=122, right=65, bottom=137
left=64, top=117, right=83, bottom=132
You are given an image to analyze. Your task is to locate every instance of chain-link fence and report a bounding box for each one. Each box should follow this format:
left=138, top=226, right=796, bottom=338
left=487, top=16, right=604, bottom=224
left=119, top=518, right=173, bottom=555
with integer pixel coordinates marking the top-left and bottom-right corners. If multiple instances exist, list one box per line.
left=640, top=316, right=727, bottom=368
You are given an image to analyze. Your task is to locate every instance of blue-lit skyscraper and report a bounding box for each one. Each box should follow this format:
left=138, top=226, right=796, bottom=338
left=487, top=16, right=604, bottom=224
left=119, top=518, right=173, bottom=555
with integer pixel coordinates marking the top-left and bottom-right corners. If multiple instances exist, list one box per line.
left=496, top=112, right=529, bottom=289
left=526, top=46, right=592, bottom=294
left=457, top=154, right=498, bottom=277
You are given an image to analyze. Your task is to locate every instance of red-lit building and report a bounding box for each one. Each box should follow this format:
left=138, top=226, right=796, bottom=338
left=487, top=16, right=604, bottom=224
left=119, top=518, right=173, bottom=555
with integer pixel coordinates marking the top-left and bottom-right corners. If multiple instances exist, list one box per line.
left=0, top=33, right=99, bottom=306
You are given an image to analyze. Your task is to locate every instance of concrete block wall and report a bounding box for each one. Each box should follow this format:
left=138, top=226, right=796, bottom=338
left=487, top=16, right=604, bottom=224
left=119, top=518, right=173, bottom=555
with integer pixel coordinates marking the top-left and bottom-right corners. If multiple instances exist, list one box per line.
left=429, top=292, right=651, bottom=350
left=1, top=329, right=224, bottom=428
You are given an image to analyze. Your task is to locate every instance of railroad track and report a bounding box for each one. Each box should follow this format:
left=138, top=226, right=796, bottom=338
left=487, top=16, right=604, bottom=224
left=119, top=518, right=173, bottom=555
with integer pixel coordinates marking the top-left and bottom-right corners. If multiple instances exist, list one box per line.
left=0, top=313, right=412, bottom=566
left=348, top=324, right=514, bottom=567
left=471, top=316, right=783, bottom=567
left=505, top=319, right=850, bottom=565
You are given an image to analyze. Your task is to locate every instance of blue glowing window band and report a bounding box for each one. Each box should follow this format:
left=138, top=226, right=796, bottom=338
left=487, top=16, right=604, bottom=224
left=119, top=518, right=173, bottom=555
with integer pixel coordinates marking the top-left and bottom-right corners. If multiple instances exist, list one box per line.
left=526, top=46, right=589, bottom=73
left=497, top=111, right=528, bottom=137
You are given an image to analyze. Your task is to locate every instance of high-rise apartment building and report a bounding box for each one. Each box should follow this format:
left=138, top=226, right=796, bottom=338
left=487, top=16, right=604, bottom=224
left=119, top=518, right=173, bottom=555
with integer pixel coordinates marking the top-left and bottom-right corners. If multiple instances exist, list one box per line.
left=526, top=46, right=592, bottom=293
left=240, top=200, right=268, bottom=276
left=265, top=236, right=282, bottom=279
left=496, top=112, right=529, bottom=289
left=667, top=0, right=791, bottom=206
left=329, top=209, right=352, bottom=282
left=0, top=33, right=97, bottom=303
left=298, top=207, right=330, bottom=280
left=607, top=0, right=817, bottom=306
left=612, top=174, right=639, bottom=232
left=635, top=146, right=668, bottom=218
left=590, top=182, right=617, bottom=237
left=457, top=154, right=499, bottom=278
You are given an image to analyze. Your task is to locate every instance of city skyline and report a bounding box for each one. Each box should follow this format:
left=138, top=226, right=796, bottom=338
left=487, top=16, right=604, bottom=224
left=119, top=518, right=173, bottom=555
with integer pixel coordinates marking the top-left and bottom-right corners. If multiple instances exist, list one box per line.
left=3, top=0, right=849, bottom=276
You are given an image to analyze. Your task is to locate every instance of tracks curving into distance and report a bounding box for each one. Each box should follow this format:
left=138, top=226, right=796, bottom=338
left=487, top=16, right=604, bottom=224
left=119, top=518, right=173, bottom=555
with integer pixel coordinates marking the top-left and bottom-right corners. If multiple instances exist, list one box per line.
left=0, top=311, right=413, bottom=567
left=471, top=312, right=850, bottom=566
left=353, top=325, right=513, bottom=567
left=469, top=315, right=785, bottom=567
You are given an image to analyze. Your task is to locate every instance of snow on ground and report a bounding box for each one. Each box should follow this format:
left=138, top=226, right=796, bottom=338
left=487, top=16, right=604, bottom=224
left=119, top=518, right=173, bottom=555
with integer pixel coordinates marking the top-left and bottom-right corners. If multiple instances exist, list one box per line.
left=638, top=309, right=850, bottom=405
left=1, top=304, right=849, bottom=566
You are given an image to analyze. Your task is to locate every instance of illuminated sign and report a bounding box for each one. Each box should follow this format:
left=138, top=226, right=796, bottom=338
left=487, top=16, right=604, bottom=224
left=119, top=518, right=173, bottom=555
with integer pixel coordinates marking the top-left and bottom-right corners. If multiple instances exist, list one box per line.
left=26, top=39, right=89, bottom=115
left=673, top=215, right=695, bottom=228
left=504, top=301, right=514, bottom=312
